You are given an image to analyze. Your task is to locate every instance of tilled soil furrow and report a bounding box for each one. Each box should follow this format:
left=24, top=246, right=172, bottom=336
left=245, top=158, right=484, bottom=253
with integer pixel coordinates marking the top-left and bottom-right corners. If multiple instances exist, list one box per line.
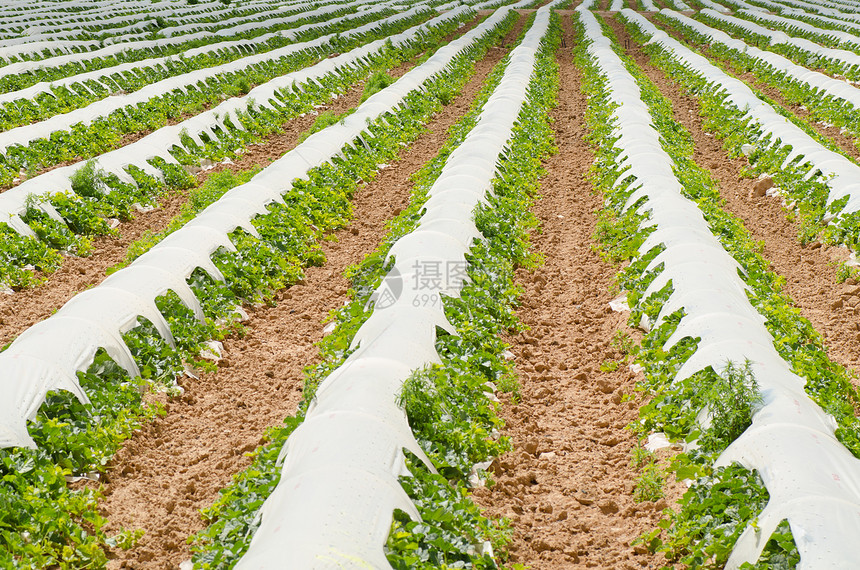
left=97, top=18, right=524, bottom=569
left=611, top=14, right=860, bottom=378
left=472, top=15, right=678, bottom=569
left=0, top=16, right=486, bottom=349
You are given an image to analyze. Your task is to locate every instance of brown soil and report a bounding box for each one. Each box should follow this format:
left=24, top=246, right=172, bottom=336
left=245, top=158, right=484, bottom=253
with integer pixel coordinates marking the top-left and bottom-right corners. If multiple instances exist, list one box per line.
left=612, top=14, right=860, bottom=376
left=0, top=13, right=486, bottom=349
left=98, top=18, right=523, bottom=569
left=472, top=15, right=683, bottom=569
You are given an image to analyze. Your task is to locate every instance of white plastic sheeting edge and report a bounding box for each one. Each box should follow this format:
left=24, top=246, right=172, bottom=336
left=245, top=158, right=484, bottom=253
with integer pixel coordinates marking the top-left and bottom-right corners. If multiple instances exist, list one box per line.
left=695, top=0, right=732, bottom=13
left=778, top=7, right=860, bottom=35
left=0, top=39, right=101, bottom=61
left=0, top=0, right=246, bottom=34
left=233, top=4, right=560, bottom=568
left=158, top=1, right=338, bottom=38
left=596, top=10, right=860, bottom=568
left=0, top=7, right=449, bottom=239
left=1, top=0, right=317, bottom=43
left=624, top=10, right=860, bottom=215
left=0, top=6, right=479, bottom=451
left=666, top=9, right=860, bottom=101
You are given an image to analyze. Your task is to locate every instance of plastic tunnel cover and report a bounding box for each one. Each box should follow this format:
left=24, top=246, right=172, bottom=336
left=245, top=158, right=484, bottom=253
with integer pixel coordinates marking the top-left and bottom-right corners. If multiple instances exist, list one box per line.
left=233, top=5, right=559, bottom=567
left=597, top=10, right=860, bottom=568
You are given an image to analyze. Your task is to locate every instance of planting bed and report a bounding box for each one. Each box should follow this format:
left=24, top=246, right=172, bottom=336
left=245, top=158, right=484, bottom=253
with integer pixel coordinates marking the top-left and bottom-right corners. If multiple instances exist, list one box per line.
left=2, top=0, right=860, bottom=568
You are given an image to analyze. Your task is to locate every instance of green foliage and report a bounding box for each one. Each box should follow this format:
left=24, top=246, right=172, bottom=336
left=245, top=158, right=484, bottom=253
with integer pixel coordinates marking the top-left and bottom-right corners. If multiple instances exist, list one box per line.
left=640, top=463, right=770, bottom=567
left=388, top=14, right=559, bottom=565
left=387, top=456, right=510, bottom=569
left=0, top=9, right=469, bottom=290
left=700, top=360, right=762, bottom=452
left=69, top=160, right=106, bottom=197
left=296, top=110, right=345, bottom=144
left=0, top=14, right=486, bottom=566
left=361, top=70, right=395, bottom=102
left=114, top=168, right=259, bottom=271
left=633, top=461, right=665, bottom=503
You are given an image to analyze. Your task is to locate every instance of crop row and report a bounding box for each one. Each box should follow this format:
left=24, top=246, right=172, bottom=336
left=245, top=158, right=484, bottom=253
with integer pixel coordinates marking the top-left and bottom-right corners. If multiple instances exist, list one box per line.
left=0, top=2, right=389, bottom=94
left=0, top=0, right=328, bottom=64
left=0, top=1, right=410, bottom=185
left=189, top=5, right=565, bottom=568
left=231, top=5, right=559, bottom=567
left=0, top=0, right=280, bottom=38
left=581, top=8, right=860, bottom=567
left=0, top=0, right=317, bottom=45
left=0, top=1, right=384, bottom=122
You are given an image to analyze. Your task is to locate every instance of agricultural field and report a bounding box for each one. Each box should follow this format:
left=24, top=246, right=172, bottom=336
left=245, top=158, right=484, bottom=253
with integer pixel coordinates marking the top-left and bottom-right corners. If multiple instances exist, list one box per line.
left=2, top=0, right=860, bottom=568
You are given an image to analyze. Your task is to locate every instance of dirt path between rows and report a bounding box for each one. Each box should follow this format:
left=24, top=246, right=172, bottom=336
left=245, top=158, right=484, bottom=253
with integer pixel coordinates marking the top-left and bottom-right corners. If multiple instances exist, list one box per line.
left=0, top=18, right=484, bottom=350
left=472, top=15, right=681, bottom=569
left=98, top=17, right=526, bottom=569
left=611, top=14, right=860, bottom=376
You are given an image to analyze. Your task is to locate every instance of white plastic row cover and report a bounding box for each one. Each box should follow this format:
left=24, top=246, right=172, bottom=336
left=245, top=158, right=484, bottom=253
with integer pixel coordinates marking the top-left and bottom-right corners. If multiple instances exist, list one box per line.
left=0, top=3, right=393, bottom=90
left=694, top=0, right=732, bottom=13
left=627, top=10, right=860, bottom=215
left=739, top=8, right=860, bottom=47
left=666, top=0, right=692, bottom=10
left=0, top=38, right=102, bottom=61
left=0, top=6, right=440, bottom=239
left=0, top=0, right=314, bottom=41
left=0, top=0, right=388, bottom=157
left=0, top=7, right=477, bottom=451
left=778, top=6, right=860, bottom=35
left=714, top=0, right=767, bottom=11
left=0, top=0, right=233, bottom=31
left=661, top=10, right=860, bottom=108
left=161, top=1, right=345, bottom=38
left=234, top=3, right=561, bottom=568
left=600, top=10, right=860, bottom=568
left=672, top=10, right=860, bottom=106
left=700, top=8, right=860, bottom=70
left=770, top=0, right=857, bottom=15
left=470, top=0, right=516, bottom=9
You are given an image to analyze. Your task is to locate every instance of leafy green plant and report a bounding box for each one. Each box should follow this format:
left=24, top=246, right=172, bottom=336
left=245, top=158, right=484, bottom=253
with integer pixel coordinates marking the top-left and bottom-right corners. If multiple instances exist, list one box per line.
left=296, top=110, right=346, bottom=144
left=361, top=70, right=396, bottom=102
left=699, top=360, right=762, bottom=452
left=634, top=461, right=665, bottom=503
